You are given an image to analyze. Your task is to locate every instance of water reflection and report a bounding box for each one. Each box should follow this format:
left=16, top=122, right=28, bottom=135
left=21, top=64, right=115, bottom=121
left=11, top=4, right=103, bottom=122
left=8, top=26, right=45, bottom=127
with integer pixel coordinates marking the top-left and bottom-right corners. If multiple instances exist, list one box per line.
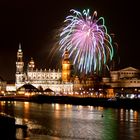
left=118, top=109, right=139, bottom=123
left=0, top=101, right=140, bottom=140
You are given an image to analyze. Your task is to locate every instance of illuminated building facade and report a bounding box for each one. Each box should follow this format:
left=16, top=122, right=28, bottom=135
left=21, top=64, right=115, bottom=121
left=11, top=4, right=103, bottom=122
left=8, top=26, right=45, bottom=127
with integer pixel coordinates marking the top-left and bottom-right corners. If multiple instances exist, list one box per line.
left=15, top=45, right=73, bottom=93
left=0, top=77, right=6, bottom=94
left=102, top=67, right=140, bottom=87
left=62, top=49, right=71, bottom=82
left=102, top=67, right=140, bottom=97
left=15, top=45, right=140, bottom=98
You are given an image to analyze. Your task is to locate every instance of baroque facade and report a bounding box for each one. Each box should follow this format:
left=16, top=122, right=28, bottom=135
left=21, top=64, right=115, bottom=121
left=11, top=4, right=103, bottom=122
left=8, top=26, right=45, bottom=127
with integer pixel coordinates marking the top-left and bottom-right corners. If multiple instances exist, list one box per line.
left=102, top=67, right=140, bottom=97
left=15, top=45, right=73, bottom=93
left=102, top=67, right=140, bottom=87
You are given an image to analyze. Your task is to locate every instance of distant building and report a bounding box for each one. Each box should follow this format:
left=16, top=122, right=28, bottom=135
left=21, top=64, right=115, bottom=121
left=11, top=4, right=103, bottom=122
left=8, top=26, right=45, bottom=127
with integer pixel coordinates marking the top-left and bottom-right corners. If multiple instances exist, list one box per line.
left=102, top=67, right=140, bottom=97
left=103, top=67, right=140, bottom=87
left=6, top=84, right=16, bottom=92
left=0, top=76, right=6, bottom=94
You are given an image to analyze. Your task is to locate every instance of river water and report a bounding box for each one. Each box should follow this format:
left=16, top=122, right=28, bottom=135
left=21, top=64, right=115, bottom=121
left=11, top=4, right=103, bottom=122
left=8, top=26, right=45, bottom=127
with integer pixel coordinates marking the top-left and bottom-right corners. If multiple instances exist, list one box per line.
left=0, top=101, right=140, bottom=140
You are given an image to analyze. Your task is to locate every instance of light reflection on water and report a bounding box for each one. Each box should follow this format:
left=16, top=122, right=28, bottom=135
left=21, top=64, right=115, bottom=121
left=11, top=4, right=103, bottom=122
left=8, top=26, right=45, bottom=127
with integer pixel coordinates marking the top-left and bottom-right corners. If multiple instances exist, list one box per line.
left=0, top=101, right=140, bottom=140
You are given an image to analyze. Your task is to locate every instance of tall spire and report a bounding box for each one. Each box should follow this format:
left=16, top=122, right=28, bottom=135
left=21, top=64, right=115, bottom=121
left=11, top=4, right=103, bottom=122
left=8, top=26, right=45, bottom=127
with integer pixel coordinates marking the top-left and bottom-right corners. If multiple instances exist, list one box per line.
left=17, top=43, right=23, bottom=62
left=18, top=43, right=22, bottom=52
left=63, top=48, right=69, bottom=60
left=28, top=57, right=35, bottom=71
left=16, top=43, right=24, bottom=73
left=15, top=43, right=24, bottom=84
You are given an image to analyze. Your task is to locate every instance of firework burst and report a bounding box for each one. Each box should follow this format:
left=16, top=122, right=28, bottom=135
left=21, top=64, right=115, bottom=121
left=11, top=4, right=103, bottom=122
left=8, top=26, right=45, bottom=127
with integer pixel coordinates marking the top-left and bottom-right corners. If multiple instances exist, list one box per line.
left=59, top=9, right=114, bottom=74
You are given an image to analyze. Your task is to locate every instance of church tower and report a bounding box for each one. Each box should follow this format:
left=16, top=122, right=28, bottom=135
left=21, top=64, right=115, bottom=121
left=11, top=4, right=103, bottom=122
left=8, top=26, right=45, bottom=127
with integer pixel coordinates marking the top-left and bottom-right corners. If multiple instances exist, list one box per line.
left=62, top=49, right=71, bottom=82
left=28, top=57, right=35, bottom=71
left=15, top=44, right=24, bottom=84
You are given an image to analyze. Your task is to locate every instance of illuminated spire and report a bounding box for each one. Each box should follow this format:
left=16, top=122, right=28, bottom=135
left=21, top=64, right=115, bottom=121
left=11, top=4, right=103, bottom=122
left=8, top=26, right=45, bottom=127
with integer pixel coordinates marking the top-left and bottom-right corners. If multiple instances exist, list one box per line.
left=18, top=43, right=22, bottom=52
left=28, top=57, right=35, bottom=71
left=63, top=48, right=69, bottom=60
left=16, top=43, right=24, bottom=74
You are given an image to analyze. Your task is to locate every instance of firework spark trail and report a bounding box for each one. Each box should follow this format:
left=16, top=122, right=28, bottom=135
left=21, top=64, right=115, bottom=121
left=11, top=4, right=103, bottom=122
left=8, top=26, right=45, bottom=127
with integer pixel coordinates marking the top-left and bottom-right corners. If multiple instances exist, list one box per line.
left=59, top=9, right=114, bottom=74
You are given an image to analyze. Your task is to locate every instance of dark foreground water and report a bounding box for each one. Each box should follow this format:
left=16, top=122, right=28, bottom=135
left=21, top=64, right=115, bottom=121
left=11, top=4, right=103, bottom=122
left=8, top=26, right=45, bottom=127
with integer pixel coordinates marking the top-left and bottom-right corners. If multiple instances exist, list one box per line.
left=0, top=101, right=140, bottom=140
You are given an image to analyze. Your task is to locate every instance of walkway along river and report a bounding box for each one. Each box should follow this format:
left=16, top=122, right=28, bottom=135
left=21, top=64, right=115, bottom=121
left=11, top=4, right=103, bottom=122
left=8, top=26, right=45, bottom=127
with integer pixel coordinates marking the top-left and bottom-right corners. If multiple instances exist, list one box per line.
left=1, top=95, right=140, bottom=109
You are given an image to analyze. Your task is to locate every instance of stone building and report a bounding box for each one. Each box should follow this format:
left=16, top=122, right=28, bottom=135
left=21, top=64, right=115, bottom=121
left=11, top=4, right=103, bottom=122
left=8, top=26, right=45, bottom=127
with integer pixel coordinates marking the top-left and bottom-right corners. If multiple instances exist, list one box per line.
left=102, top=67, right=140, bottom=97
left=0, top=76, right=6, bottom=94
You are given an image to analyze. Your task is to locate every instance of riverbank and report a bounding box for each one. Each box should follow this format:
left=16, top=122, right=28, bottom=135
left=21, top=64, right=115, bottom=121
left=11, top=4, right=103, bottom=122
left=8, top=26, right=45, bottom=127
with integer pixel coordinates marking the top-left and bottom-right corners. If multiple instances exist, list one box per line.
left=1, top=95, right=140, bottom=109
left=31, top=95, right=140, bottom=109
left=0, top=113, right=28, bottom=140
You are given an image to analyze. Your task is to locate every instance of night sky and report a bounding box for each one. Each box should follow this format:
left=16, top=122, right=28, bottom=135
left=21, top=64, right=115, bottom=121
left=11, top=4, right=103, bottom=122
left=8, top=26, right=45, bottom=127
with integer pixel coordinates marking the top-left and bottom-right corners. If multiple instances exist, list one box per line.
left=0, top=0, right=139, bottom=82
